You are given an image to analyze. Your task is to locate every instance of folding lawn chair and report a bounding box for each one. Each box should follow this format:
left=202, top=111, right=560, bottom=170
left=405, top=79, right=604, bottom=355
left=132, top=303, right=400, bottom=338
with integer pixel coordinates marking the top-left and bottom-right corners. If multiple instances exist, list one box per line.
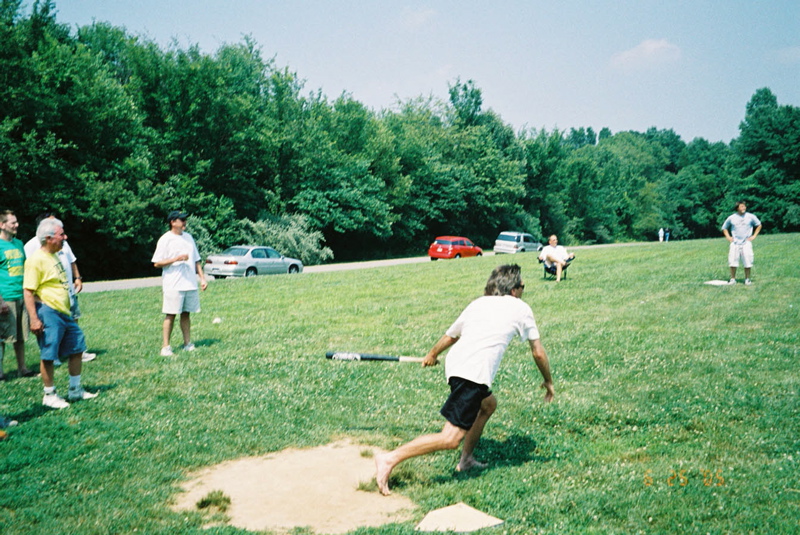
left=539, top=256, right=574, bottom=280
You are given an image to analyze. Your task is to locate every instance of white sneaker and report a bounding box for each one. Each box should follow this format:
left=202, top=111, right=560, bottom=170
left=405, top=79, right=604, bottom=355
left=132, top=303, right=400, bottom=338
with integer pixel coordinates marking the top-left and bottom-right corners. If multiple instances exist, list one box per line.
left=160, top=346, right=174, bottom=356
left=43, top=393, right=69, bottom=409
left=82, top=352, right=97, bottom=362
left=745, top=278, right=752, bottom=285
left=728, top=278, right=737, bottom=285
left=68, top=387, right=98, bottom=402
left=183, top=343, right=196, bottom=352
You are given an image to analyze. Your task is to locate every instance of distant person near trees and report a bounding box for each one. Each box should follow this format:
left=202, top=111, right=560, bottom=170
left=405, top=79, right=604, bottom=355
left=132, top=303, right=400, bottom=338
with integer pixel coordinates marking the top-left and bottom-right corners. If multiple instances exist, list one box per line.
left=25, top=213, right=96, bottom=364
left=152, top=211, right=207, bottom=356
left=24, top=218, right=98, bottom=409
left=658, top=228, right=664, bottom=242
left=538, top=235, right=575, bottom=283
left=0, top=210, right=36, bottom=380
left=722, top=201, right=762, bottom=285
left=375, top=264, right=554, bottom=496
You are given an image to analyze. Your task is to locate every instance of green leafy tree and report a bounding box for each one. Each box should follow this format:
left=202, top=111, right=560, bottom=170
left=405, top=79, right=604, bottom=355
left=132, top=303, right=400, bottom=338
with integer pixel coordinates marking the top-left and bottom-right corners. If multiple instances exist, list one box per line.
left=664, top=138, right=731, bottom=238
left=448, top=78, right=483, bottom=128
left=732, top=88, right=800, bottom=231
left=237, top=214, right=333, bottom=265
left=522, top=128, right=567, bottom=239
left=289, top=94, right=395, bottom=258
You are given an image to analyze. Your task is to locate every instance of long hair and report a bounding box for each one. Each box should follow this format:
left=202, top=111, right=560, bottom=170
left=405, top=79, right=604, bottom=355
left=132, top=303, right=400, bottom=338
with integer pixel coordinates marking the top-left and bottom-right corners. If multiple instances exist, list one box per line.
left=484, top=264, right=523, bottom=296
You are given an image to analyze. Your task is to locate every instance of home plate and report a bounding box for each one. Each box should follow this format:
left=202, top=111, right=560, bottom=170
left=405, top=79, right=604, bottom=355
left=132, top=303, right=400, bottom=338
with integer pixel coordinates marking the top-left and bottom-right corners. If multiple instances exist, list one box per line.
left=415, top=502, right=503, bottom=532
left=704, top=280, right=731, bottom=286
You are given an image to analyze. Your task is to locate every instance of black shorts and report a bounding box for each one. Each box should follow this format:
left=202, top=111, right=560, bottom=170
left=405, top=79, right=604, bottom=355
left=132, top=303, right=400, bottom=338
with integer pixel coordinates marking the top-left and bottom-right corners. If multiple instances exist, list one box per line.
left=440, top=376, right=492, bottom=430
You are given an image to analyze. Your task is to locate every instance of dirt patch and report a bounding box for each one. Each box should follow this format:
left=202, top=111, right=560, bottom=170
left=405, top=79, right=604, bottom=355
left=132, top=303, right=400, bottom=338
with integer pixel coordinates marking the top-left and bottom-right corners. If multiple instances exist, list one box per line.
left=173, top=440, right=417, bottom=534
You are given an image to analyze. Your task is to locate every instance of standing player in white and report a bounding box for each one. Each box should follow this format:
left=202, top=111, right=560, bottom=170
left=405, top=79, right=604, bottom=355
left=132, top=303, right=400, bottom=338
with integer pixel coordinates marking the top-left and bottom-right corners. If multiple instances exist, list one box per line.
left=152, top=211, right=207, bottom=356
left=721, top=201, right=762, bottom=285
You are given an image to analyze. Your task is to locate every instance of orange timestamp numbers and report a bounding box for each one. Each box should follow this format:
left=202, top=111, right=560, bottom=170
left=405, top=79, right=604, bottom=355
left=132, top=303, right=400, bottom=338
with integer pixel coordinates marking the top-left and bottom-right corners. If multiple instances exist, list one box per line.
left=643, top=469, right=725, bottom=487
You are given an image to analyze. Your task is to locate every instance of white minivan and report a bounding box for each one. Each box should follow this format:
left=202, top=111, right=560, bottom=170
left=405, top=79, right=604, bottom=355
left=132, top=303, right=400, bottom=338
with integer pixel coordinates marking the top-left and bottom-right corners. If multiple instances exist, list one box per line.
left=493, top=231, right=542, bottom=254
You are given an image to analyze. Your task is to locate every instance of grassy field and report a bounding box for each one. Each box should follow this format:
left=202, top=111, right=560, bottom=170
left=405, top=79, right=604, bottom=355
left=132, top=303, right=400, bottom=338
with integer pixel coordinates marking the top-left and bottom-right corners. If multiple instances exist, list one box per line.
left=1, top=234, right=798, bottom=534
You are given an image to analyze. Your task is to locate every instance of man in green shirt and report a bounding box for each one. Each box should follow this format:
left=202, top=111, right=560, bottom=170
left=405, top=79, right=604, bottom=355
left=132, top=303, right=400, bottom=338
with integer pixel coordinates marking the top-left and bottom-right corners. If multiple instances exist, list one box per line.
left=0, top=210, right=35, bottom=380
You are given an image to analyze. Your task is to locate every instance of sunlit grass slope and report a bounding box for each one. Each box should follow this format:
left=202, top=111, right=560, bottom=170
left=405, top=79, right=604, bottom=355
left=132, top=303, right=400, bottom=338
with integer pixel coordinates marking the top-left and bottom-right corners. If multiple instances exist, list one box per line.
left=1, top=234, right=798, bottom=534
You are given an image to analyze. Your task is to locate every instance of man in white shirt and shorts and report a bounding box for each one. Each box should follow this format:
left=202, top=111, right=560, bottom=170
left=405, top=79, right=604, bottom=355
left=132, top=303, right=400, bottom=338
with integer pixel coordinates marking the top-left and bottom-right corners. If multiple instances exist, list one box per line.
left=721, top=201, right=762, bottom=285
left=152, top=211, right=207, bottom=356
left=375, top=264, right=554, bottom=495
left=538, top=234, right=575, bottom=283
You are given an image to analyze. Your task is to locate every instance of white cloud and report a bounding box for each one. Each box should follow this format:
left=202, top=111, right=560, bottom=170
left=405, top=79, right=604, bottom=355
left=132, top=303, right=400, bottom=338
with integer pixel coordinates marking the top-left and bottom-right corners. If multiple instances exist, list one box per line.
left=773, top=46, right=800, bottom=64
left=401, top=8, right=437, bottom=31
left=610, top=39, right=682, bottom=71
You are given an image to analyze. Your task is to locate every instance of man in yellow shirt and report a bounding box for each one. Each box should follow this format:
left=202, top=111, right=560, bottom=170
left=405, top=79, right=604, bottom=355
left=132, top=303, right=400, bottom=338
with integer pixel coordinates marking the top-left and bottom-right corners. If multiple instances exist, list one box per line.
left=23, top=218, right=98, bottom=409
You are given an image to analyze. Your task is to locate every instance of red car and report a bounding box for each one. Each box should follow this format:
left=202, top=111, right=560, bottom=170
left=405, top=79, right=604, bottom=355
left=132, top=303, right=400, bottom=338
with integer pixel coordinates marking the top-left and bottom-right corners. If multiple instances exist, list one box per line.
left=428, top=236, right=483, bottom=260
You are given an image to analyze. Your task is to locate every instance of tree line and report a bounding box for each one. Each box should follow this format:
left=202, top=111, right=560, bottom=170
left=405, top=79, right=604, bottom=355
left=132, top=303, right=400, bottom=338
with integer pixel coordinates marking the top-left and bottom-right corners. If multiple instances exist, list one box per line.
left=1, top=1, right=798, bottom=279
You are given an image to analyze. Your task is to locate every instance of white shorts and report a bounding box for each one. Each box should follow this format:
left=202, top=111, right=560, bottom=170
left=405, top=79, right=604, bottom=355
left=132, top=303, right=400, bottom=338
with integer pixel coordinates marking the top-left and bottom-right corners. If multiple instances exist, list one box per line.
left=728, top=241, right=754, bottom=268
left=162, top=289, right=201, bottom=315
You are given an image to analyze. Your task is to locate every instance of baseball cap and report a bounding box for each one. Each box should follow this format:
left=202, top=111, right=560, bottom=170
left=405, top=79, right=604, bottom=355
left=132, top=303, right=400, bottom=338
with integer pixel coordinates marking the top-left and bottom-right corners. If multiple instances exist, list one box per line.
left=167, top=210, right=188, bottom=222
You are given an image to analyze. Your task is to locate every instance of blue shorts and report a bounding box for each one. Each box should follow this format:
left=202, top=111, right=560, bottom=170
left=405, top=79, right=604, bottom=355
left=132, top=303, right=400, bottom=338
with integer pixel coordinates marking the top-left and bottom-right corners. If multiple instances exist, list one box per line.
left=440, top=376, right=492, bottom=430
left=35, top=303, right=87, bottom=361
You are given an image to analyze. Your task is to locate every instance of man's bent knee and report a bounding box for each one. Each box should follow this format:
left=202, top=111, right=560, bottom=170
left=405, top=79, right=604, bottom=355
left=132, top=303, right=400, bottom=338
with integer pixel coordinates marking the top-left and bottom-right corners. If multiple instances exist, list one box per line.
left=480, top=395, right=497, bottom=416
left=441, top=423, right=467, bottom=449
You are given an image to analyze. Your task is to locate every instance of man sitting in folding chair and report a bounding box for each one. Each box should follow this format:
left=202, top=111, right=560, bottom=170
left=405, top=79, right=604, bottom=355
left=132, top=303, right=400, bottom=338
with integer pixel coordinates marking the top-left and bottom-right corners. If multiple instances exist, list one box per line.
left=538, top=235, right=575, bottom=282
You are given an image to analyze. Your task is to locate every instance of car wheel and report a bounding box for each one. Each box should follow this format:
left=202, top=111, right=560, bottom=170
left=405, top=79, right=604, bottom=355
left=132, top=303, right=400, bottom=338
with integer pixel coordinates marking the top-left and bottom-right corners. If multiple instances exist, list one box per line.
left=454, top=254, right=461, bottom=258
left=288, top=265, right=299, bottom=274
left=245, top=267, right=257, bottom=277
left=430, top=257, right=437, bottom=261
left=477, top=252, right=482, bottom=256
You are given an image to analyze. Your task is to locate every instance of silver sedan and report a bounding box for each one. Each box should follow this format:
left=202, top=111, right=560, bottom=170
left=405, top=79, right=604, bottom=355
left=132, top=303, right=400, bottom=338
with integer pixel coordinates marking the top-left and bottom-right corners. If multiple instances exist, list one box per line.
left=203, top=246, right=304, bottom=278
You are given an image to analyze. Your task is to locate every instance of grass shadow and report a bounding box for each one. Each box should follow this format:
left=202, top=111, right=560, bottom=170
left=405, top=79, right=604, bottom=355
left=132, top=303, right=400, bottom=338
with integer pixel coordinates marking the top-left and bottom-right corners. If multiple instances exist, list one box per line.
left=433, top=434, right=550, bottom=485
left=8, top=383, right=118, bottom=424
left=0, top=370, right=40, bottom=382
left=193, top=338, right=220, bottom=348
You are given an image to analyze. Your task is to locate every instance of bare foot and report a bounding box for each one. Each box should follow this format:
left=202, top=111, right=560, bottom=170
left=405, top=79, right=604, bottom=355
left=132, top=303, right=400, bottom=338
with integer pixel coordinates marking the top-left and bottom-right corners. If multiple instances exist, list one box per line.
left=374, top=453, right=393, bottom=496
left=456, top=458, right=487, bottom=472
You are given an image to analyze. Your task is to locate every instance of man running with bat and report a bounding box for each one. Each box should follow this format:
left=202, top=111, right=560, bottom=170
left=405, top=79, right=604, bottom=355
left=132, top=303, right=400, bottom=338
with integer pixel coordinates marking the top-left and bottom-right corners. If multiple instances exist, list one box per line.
left=375, top=264, right=554, bottom=496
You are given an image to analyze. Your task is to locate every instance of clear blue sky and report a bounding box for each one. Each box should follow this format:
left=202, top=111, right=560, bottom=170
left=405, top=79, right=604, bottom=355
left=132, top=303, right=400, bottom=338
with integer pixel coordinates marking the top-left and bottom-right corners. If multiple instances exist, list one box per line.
left=51, top=0, right=799, bottom=143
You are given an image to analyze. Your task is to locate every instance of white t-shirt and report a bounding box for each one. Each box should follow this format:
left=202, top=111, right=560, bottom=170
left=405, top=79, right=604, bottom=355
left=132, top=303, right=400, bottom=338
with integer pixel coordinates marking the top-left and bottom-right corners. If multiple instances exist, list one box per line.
left=722, top=212, right=761, bottom=245
left=25, top=237, right=77, bottom=298
left=151, top=231, right=201, bottom=291
left=444, top=295, right=540, bottom=387
left=539, top=244, right=570, bottom=266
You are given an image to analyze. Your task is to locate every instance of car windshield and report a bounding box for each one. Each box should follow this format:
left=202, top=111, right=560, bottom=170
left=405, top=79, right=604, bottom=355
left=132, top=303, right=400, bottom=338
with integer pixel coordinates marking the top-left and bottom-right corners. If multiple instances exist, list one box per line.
left=434, top=239, right=453, bottom=245
left=496, top=234, right=518, bottom=242
left=221, top=247, right=249, bottom=256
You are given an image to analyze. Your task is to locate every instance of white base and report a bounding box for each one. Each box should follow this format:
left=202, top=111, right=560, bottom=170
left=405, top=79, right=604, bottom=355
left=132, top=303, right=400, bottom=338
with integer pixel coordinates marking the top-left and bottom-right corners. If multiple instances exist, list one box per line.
left=416, top=502, right=503, bottom=533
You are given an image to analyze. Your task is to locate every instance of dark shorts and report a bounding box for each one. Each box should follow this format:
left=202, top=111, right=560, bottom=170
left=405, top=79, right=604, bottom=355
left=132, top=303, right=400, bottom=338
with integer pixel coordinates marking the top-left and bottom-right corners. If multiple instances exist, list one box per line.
left=440, top=376, right=492, bottom=430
